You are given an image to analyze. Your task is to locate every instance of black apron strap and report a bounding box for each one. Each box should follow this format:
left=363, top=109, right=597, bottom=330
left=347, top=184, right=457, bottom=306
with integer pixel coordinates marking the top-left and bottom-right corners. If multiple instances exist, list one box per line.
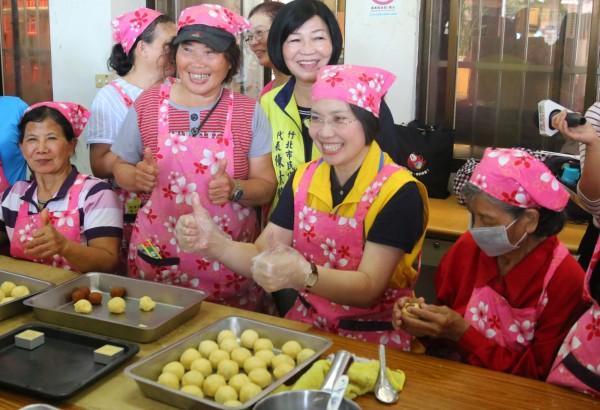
left=337, top=319, right=394, bottom=332
left=563, top=351, right=600, bottom=393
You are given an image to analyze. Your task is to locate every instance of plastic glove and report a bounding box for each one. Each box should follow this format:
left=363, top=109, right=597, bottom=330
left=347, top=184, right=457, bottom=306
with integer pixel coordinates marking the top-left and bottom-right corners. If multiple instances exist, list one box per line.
left=174, top=192, right=231, bottom=260
left=251, top=234, right=312, bottom=292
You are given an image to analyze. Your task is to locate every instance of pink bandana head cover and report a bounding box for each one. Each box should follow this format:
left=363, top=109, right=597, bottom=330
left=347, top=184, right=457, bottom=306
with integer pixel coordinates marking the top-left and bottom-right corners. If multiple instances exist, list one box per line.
left=470, top=148, right=569, bottom=211
left=112, top=7, right=163, bottom=55
left=177, top=4, right=250, bottom=36
left=311, top=65, right=396, bottom=118
left=26, top=102, right=90, bottom=139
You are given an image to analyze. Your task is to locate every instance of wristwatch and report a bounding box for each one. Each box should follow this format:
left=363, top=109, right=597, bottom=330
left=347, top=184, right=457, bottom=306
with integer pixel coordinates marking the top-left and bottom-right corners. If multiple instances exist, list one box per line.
left=230, top=179, right=244, bottom=202
left=306, top=262, right=319, bottom=288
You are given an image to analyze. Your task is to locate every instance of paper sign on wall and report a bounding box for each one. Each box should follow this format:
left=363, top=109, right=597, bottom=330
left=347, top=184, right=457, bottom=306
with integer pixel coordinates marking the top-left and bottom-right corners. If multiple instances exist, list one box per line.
left=368, top=0, right=398, bottom=17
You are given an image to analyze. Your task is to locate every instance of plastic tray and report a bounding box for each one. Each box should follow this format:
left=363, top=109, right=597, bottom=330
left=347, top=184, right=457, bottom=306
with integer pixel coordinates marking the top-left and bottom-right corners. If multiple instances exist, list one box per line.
left=0, top=323, right=139, bottom=400
left=0, top=270, right=53, bottom=321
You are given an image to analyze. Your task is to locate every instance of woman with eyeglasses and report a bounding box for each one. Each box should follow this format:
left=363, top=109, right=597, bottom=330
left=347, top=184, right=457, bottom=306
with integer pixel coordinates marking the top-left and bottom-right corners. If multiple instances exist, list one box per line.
left=245, top=2, right=289, bottom=97
left=175, top=65, right=428, bottom=349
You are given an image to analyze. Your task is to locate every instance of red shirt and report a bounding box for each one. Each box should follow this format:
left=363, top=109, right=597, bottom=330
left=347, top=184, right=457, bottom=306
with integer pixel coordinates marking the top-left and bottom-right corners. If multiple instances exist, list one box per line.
left=433, top=233, right=588, bottom=380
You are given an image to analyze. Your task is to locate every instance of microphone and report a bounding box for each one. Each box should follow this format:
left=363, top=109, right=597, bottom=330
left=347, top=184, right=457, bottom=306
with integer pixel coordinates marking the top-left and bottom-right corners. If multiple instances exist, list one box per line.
left=535, top=100, right=586, bottom=137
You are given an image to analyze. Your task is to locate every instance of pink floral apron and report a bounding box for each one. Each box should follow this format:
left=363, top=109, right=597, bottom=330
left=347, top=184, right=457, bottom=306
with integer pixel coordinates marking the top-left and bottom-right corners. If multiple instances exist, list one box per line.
left=547, top=239, right=600, bottom=397
left=463, top=242, right=568, bottom=354
left=128, top=83, right=270, bottom=312
left=109, top=80, right=140, bottom=276
left=0, top=161, right=9, bottom=193
left=286, top=158, right=415, bottom=350
left=10, top=174, right=86, bottom=271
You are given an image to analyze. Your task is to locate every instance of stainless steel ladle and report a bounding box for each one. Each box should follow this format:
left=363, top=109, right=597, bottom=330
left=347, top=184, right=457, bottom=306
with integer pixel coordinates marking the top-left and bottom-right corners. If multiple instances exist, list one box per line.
left=374, top=344, right=399, bottom=404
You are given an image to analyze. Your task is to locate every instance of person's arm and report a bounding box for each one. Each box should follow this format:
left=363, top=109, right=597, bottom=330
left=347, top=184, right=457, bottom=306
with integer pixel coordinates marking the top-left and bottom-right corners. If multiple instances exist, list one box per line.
left=90, top=144, right=118, bottom=179
left=113, top=148, right=158, bottom=193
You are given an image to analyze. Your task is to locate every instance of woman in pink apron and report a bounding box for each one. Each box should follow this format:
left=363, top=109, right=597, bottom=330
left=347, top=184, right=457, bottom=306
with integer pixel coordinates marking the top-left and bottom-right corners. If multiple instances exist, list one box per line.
left=0, top=102, right=122, bottom=273
left=394, top=148, right=588, bottom=379
left=111, top=5, right=276, bottom=312
left=175, top=65, right=429, bottom=349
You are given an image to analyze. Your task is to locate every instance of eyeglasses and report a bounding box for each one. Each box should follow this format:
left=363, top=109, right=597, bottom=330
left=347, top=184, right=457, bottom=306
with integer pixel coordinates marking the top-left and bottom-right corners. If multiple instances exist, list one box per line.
left=303, top=115, right=358, bottom=129
left=243, top=29, right=270, bottom=44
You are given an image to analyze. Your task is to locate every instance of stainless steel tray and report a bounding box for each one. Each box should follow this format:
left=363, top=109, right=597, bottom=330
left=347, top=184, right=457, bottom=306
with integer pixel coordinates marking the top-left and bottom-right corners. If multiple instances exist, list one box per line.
left=23, top=272, right=207, bottom=343
left=125, top=316, right=333, bottom=410
left=0, top=270, right=53, bottom=321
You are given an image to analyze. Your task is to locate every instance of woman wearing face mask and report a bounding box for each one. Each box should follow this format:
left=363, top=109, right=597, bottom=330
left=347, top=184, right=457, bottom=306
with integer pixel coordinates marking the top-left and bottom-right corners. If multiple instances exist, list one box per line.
left=393, top=148, right=587, bottom=380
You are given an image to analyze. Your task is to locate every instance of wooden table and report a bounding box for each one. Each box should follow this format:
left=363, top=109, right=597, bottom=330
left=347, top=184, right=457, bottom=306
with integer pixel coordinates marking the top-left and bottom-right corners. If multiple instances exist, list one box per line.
left=0, top=257, right=598, bottom=410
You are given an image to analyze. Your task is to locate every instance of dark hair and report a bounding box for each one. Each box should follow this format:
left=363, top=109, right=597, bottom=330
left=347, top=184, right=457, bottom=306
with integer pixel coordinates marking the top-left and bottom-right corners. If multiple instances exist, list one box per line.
left=18, top=106, right=76, bottom=143
left=107, top=15, right=172, bottom=76
left=348, top=104, right=379, bottom=145
left=461, top=182, right=566, bottom=238
left=248, top=1, right=285, bottom=20
left=171, top=40, right=241, bottom=84
left=267, top=0, right=343, bottom=76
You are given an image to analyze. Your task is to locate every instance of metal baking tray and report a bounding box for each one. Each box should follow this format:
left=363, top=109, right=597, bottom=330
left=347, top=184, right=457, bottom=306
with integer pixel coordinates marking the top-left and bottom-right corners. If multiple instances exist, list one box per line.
left=0, top=323, right=139, bottom=400
left=23, top=272, right=207, bottom=343
left=0, top=270, right=53, bottom=321
left=125, top=316, right=332, bottom=410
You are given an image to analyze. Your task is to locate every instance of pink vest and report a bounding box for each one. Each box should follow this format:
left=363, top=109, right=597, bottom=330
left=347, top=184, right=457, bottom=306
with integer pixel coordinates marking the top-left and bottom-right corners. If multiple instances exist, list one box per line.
left=285, top=158, right=415, bottom=350
left=0, top=161, right=9, bottom=193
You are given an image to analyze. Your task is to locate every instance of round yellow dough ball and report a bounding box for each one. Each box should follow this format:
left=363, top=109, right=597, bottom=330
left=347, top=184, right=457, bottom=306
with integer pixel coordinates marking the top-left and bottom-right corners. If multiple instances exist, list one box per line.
left=230, top=347, right=252, bottom=367
left=139, top=295, right=156, bottom=311
left=240, top=329, right=259, bottom=349
left=243, top=356, right=267, bottom=374
left=296, top=348, right=316, bottom=364
left=228, top=373, right=251, bottom=393
left=203, top=373, right=226, bottom=397
left=253, top=337, right=274, bottom=352
left=181, top=370, right=204, bottom=387
left=1, top=297, right=14, bottom=304
left=11, top=285, right=30, bottom=298
left=209, top=349, right=230, bottom=370
left=162, top=361, right=185, bottom=380
left=217, top=329, right=237, bottom=344
left=217, top=359, right=239, bottom=381
left=219, top=337, right=239, bottom=354
left=281, top=340, right=302, bottom=360
left=190, top=357, right=213, bottom=378
left=108, top=296, right=126, bottom=314
left=215, top=385, right=238, bottom=404
left=1, top=281, right=15, bottom=295
left=158, top=372, right=180, bottom=390
left=74, top=299, right=92, bottom=314
left=0, top=289, right=4, bottom=299
left=254, top=349, right=275, bottom=368
left=248, top=367, right=272, bottom=389
left=198, top=339, right=219, bottom=358
left=272, top=354, right=295, bottom=369
left=180, top=384, right=204, bottom=398
left=180, top=348, right=201, bottom=370
left=223, top=400, right=243, bottom=408
left=239, top=382, right=262, bottom=403
left=273, top=362, right=295, bottom=379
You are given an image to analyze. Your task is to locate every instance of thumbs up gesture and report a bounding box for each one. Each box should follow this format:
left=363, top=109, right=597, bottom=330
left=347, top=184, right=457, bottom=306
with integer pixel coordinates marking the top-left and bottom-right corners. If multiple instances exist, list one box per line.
left=175, top=192, right=231, bottom=259
left=251, top=233, right=312, bottom=292
left=135, top=147, right=159, bottom=193
left=208, top=158, right=233, bottom=205
left=24, top=208, right=67, bottom=259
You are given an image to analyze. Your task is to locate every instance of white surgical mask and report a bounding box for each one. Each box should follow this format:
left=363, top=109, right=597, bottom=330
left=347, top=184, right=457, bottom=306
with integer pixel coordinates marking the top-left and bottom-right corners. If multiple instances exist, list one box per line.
left=469, top=218, right=527, bottom=257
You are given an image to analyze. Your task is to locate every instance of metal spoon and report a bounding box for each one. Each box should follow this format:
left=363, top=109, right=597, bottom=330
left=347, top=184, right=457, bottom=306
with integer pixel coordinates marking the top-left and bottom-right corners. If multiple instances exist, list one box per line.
left=374, top=343, right=399, bottom=404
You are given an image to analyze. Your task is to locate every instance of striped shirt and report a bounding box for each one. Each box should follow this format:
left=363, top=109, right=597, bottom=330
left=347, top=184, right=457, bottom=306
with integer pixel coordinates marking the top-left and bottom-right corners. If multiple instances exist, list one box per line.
left=577, top=102, right=600, bottom=226
left=0, top=167, right=123, bottom=244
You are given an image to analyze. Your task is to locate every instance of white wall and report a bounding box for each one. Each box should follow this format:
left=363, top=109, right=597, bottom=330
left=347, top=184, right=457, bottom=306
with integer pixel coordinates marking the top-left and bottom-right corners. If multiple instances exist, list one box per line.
left=344, top=0, right=420, bottom=124
left=49, top=0, right=144, bottom=174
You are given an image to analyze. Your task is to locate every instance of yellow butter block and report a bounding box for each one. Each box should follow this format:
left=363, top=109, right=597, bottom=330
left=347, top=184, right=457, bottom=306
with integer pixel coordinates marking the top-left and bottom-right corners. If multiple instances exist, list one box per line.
left=94, top=344, right=124, bottom=364
left=15, top=329, right=45, bottom=350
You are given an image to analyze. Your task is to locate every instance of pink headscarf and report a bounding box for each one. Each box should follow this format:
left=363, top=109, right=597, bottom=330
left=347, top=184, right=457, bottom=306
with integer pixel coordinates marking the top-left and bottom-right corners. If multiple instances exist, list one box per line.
left=26, top=102, right=90, bottom=139
left=112, top=7, right=163, bottom=55
left=177, top=4, right=250, bottom=36
left=311, top=65, right=396, bottom=118
left=469, top=148, right=569, bottom=211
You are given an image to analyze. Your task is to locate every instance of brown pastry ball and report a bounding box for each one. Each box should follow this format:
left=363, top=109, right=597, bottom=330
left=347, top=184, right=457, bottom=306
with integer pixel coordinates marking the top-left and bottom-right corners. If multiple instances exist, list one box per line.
left=243, top=356, right=267, bottom=374
left=182, top=370, right=205, bottom=387
left=239, top=382, right=262, bottom=403
left=88, top=292, right=103, bottom=305
left=296, top=348, right=316, bottom=364
left=402, top=302, right=421, bottom=319
left=198, top=340, right=219, bottom=358
left=240, top=329, right=259, bottom=349
left=71, top=289, right=86, bottom=302
left=217, top=359, right=239, bottom=381
left=109, top=286, right=127, bottom=298
left=253, top=337, right=274, bottom=352
left=158, top=372, right=180, bottom=390
left=215, top=385, right=238, bottom=404
left=203, top=374, right=226, bottom=397
left=180, top=384, right=204, bottom=398
left=209, top=349, right=230, bottom=370
left=248, top=368, right=272, bottom=388
left=190, top=357, right=213, bottom=378
left=78, top=286, right=91, bottom=298
left=162, top=361, right=185, bottom=380
left=230, top=347, right=252, bottom=367
left=180, top=348, right=202, bottom=370
left=273, top=362, right=295, bottom=379
left=228, top=373, right=251, bottom=394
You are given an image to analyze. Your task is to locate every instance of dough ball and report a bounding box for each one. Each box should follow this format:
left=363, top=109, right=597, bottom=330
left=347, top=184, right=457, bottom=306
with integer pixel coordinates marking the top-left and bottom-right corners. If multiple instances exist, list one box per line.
left=219, top=337, right=239, bottom=354
left=74, top=299, right=92, bottom=314
left=180, top=384, right=204, bottom=398
left=190, top=357, right=213, bottom=377
left=273, top=362, right=295, bottom=380
left=223, top=400, right=243, bottom=408
left=296, top=348, right=316, bottom=364
left=243, top=356, right=267, bottom=374
left=88, top=292, right=103, bottom=305
left=11, top=285, right=29, bottom=298
left=198, top=340, right=219, bottom=358
left=281, top=340, right=302, bottom=360
left=230, top=347, right=252, bottom=367
left=228, top=373, right=251, bottom=393
left=217, top=329, right=237, bottom=344
left=158, top=372, right=180, bottom=390
left=254, top=349, right=275, bottom=368
left=139, top=296, right=156, bottom=312
left=253, top=337, right=274, bottom=352
left=110, top=287, right=127, bottom=298
left=239, top=382, right=262, bottom=403
left=209, top=349, right=230, bottom=369
left=1, top=281, right=15, bottom=295
left=203, top=373, right=226, bottom=397
left=215, top=385, right=238, bottom=404
left=107, top=296, right=126, bottom=314
left=402, top=302, right=421, bottom=319
left=248, top=368, right=272, bottom=388
left=271, top=354, right=295, bottom=369
left=162, top=361, right=185, bottom=380
left=71, top=289, right=86, bottom=302
left=1, top=297, right=14, bottom=304
left=180, top=348, right=201, bottom=370
left=181, top=370, right=205, bottom=387
left=0, top=289, right=4, bottom=299
left=217, top=359, right=239, bottom=381
left=240, top=329, right=259, bottom=349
